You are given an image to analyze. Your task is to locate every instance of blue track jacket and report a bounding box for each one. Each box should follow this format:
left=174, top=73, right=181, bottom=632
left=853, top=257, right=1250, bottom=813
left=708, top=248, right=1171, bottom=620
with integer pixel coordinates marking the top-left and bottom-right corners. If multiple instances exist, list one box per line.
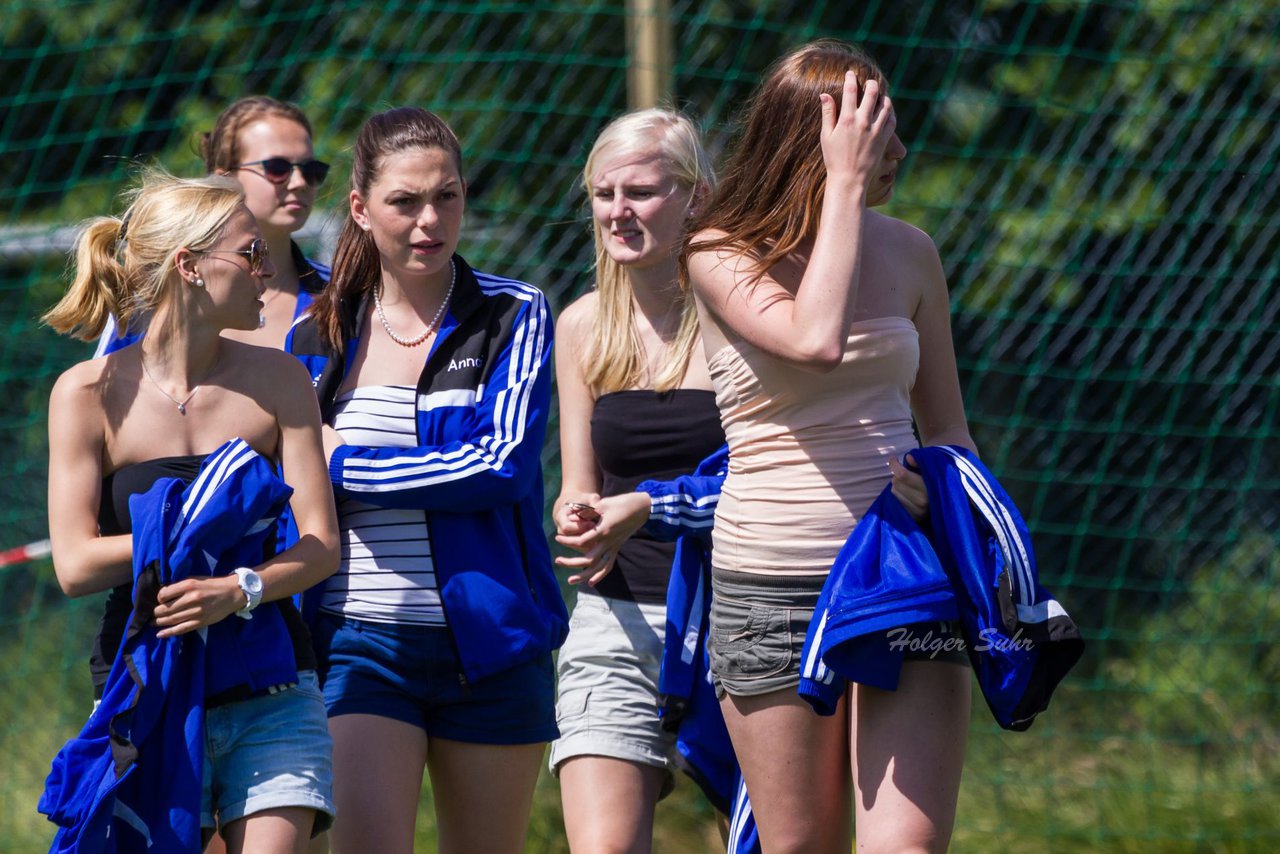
left=799, top=445, right=1084, bottom=730
left=39, top=440, right=294, bottom=852
left=288, top=255, right=567, bottom=682
left=94, top=243, right=328, bottom=357
left=641, top=446, right=759, bottom=853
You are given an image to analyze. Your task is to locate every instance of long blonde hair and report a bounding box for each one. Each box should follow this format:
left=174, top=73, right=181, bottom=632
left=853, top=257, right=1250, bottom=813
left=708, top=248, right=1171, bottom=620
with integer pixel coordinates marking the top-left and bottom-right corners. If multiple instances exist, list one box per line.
left=581, top=109, right=715, bottom=395
left=43, top=170, right=244, bottom=341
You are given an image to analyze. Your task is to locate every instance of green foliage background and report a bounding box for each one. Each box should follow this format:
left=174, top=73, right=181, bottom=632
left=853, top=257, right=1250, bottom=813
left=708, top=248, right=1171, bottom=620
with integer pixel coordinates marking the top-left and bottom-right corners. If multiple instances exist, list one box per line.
left=1, top=1, right=1277, bottom=850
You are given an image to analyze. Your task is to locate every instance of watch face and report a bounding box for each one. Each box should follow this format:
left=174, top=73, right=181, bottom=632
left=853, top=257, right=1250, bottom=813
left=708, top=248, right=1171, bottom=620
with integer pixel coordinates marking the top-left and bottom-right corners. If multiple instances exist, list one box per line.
left=238, top=568, right=264, bottom=597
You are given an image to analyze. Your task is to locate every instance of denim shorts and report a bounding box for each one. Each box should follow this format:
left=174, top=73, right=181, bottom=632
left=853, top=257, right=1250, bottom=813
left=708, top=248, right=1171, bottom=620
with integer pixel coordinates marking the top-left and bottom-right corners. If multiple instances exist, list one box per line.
left=709, top=569, right=967, bottom=699
left=549, top=592, right=676, bottom=794
left=201, top=669, right=335, bottom=833
left=312, top=612, right=558, bottom=745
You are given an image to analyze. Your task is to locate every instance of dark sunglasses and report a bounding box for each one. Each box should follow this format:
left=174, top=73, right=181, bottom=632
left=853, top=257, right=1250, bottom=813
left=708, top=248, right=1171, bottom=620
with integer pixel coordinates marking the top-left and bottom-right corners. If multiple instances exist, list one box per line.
left=237, top=157, right=330, bottom=187
left=202, top=237, right=270, bottom=274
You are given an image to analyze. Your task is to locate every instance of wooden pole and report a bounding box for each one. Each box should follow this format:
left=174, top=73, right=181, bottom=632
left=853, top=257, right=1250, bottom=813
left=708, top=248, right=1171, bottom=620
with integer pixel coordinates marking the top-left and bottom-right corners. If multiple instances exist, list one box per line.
left=626, top=0, right=673, bottom=109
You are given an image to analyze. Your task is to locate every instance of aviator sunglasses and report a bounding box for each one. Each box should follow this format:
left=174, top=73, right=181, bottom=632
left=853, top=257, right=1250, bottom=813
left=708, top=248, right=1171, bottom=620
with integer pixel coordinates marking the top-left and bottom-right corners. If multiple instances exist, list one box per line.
left=202, top=237, right=270, bottom=274
left=236, top=157, right=331, bottom=187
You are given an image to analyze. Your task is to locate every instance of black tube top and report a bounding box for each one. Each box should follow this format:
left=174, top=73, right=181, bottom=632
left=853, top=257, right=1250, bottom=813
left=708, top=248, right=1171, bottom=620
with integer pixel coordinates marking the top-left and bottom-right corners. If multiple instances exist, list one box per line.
left=587, top=389, right=725, bottom=603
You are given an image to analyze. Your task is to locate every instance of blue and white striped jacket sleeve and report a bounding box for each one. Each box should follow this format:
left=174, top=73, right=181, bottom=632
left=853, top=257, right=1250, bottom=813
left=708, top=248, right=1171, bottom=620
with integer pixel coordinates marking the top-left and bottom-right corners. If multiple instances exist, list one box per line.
left=638, top=445, right=728, bottom=543
left=327, top=289, right=553, bottom=512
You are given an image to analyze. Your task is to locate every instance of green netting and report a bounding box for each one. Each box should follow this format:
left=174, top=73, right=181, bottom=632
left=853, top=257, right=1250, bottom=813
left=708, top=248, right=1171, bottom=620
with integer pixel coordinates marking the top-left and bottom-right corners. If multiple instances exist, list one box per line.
left=2, top=1, right=1276, bottom=850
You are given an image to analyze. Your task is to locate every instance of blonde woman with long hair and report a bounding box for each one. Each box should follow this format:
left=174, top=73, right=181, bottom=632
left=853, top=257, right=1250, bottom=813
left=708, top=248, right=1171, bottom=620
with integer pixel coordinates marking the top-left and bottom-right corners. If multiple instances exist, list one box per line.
left=42, top=171, right=338, bottom=852
left=550, top=109, right=725, bottom=852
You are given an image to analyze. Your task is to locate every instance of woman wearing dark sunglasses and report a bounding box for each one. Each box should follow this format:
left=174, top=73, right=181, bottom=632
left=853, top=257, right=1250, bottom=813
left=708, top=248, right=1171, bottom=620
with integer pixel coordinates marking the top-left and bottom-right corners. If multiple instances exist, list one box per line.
left=97, top=96, right=331, bottom=355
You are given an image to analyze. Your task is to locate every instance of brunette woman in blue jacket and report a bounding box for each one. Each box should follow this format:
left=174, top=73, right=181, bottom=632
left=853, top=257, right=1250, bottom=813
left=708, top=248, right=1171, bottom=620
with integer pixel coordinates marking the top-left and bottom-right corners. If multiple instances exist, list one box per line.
left=289, top=107, right=566, bottom=854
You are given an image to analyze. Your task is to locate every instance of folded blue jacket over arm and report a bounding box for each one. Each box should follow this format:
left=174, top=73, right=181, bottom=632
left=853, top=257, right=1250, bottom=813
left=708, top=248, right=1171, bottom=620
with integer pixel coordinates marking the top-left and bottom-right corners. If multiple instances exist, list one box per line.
left=800, top=445, right=1084, bottom=731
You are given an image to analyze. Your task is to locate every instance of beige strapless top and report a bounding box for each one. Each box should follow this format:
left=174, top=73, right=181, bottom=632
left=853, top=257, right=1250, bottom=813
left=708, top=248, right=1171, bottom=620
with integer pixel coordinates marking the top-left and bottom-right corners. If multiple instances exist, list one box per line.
left=709, top=316, right=919, bottom=575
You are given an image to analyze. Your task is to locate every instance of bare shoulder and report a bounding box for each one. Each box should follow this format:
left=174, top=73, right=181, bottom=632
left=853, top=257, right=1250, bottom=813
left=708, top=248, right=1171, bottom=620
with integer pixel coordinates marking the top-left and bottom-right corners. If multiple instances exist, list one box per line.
left=557, top=290, right=598, bottom=335
left=556, top=291, right=598, bottom=350
left=687, top=228, right=755, bottom=266
left=688, top=227, right=729, bottom=246
left=225, top=341, right=314, bottom=395
left=49, top=358, right=113, bottom=447
left=866, top=210, right=940, bottom=263
left=686, top=229, right=765, bottom=294
left=51, top=356, right=112, bottom=404
left=867, top=211, right=947, bottom=308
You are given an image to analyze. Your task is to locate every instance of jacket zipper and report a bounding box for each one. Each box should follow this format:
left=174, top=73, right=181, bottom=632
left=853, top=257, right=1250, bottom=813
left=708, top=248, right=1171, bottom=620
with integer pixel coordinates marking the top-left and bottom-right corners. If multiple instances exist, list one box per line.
left=324, top=312, right=472, bottom=695
left=415, top=334, right=471, bottom=694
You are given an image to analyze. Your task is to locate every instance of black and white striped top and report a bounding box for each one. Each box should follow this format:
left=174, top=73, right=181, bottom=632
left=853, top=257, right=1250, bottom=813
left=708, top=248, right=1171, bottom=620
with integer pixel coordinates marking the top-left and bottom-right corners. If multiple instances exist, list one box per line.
left=321, top=385, right=445, bottom=626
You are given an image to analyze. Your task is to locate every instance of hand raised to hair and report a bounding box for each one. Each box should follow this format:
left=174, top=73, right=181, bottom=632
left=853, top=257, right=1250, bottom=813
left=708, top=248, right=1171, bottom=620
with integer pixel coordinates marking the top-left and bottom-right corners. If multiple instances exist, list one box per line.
left=818, top=71, right=897, bottom=191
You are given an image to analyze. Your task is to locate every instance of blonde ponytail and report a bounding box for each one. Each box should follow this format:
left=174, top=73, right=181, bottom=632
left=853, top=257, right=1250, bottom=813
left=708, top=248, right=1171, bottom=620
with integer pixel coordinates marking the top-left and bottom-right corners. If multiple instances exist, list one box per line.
left=42, top=218, right=127, bottom=341
left=43, top=169, right=243, bottom=344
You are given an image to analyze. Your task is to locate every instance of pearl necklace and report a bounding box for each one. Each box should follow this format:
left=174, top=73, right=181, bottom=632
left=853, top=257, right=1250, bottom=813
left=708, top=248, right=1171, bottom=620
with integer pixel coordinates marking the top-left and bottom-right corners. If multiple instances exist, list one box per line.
left=374, top=258, right=456, bottom=347
left=140, top=357, right=199, bottom=415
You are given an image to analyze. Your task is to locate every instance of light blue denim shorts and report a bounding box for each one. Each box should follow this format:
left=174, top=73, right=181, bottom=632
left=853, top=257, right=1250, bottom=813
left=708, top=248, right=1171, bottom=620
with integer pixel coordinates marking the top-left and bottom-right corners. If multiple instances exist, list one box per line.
left=549, top=591, right=676, bottom=794
left=201, top=669, right=335, bottom=834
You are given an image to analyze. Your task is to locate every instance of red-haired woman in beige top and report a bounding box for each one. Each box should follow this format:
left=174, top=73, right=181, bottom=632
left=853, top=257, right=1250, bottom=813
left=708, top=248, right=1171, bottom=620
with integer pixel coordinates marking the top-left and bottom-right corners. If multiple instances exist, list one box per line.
left=684, top=40, right=977, bottom=853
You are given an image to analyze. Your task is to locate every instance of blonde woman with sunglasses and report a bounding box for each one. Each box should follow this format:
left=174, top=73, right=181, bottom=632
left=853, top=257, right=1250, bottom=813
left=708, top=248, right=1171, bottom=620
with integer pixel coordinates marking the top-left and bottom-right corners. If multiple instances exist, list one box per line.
left=42, top=171, right=339, bottom=852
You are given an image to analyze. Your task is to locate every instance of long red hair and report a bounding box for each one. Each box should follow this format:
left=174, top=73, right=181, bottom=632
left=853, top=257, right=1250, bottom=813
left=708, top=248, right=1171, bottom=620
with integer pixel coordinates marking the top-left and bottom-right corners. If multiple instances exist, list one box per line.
left=681, top=40, right=887, bottom=289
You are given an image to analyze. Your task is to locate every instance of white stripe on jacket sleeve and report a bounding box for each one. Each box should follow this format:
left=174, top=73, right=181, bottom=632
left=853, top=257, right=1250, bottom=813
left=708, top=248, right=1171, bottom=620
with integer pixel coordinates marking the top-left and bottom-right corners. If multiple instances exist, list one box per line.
left=337, top=282, right=549, bottom=494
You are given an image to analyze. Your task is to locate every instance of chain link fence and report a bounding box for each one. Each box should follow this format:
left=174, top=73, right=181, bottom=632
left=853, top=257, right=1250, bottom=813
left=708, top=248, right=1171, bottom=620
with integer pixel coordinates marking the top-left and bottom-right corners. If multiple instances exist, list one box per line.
left=1, top=1, right=1276, bottom=849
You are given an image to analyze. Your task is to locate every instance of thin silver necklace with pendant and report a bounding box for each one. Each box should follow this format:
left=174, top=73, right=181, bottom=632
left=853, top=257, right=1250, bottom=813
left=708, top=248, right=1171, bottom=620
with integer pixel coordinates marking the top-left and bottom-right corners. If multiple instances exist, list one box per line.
left=258, top=286, right=287, bottom=328
left=140, top=357, right=199, bottom=415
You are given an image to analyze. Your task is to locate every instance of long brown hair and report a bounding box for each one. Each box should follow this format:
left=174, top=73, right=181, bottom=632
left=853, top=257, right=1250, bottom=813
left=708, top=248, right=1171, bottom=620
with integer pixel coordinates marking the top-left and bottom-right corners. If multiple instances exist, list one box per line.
left=581, top=108, right=714, bottom=395
left=42, top=170, right=243, bottom=341
left=307, top=107, right=463, bottom=350
left=681, top=40, right=887, bottom=287
left=200, top=95, right=313, bottom=173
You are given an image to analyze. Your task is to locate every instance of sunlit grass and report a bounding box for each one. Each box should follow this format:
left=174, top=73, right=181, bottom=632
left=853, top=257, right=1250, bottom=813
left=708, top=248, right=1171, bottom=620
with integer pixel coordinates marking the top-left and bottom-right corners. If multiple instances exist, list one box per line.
left=7, top=572, right=1277, bottom=853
